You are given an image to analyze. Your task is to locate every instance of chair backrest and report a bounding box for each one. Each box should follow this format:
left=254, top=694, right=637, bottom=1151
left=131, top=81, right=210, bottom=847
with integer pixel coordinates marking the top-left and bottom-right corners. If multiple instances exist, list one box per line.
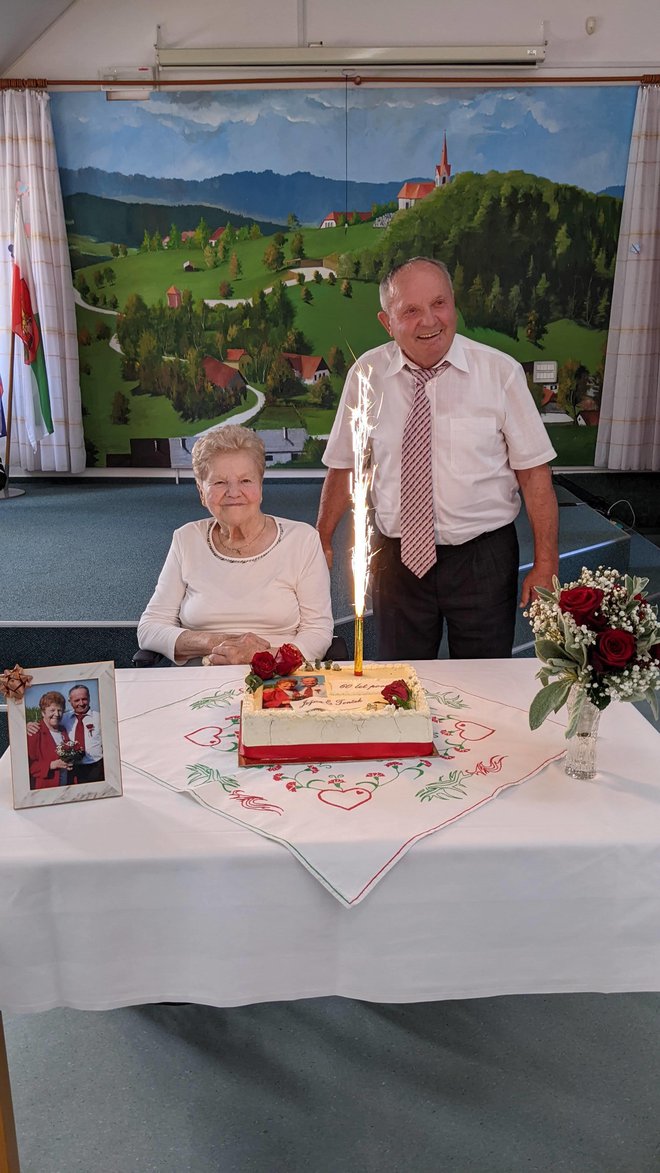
left=324, top=633, right=349, bottom=661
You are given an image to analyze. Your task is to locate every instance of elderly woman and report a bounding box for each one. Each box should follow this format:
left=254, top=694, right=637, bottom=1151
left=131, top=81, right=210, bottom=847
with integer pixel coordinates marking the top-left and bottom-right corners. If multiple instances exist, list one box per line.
left=27, top=691, right=77, bottom=789
left=138, top=425, right=334, bottom=665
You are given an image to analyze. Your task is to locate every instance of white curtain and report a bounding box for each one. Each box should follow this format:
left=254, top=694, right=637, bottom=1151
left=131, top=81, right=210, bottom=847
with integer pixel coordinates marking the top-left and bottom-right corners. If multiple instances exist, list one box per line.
left=596, top=79, right=660, bottom=471
left=0, top=87, right=85, bottom=473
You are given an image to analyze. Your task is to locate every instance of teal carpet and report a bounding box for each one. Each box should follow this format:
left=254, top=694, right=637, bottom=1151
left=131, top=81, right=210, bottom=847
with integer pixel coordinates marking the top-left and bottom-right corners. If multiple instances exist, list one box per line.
left=5, top=992, right=660, bottom=1172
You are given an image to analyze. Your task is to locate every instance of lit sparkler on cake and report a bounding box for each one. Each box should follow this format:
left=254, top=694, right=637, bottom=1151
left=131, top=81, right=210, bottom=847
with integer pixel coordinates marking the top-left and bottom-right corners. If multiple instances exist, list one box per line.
left=349, top=367, right=375, bottom=676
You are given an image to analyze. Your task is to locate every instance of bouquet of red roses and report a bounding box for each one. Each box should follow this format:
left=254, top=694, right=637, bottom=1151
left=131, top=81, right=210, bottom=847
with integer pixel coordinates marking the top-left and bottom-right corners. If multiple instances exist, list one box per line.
left=57, top=739, right=85, bottom=765
left=527, top=566, right=660, bottom=736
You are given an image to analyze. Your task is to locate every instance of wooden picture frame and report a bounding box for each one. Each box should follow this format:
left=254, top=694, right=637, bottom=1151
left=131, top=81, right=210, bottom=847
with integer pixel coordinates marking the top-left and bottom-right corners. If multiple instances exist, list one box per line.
left=7, top=661, right=122, bottom=809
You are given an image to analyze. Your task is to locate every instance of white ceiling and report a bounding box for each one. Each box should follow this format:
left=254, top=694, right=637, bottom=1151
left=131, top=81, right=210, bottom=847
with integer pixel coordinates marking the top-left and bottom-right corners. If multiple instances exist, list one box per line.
left=0, top=0, right=77, bottom=76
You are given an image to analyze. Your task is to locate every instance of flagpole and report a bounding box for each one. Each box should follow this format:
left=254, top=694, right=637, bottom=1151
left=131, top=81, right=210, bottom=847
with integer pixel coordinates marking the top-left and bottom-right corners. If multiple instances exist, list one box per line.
left=1, top=332, right=25, bottom=501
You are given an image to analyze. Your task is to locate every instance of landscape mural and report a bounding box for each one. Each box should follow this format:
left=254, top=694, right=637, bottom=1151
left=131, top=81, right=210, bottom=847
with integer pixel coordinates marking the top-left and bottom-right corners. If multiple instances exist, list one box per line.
left=49, top=85, right=638, bottom=469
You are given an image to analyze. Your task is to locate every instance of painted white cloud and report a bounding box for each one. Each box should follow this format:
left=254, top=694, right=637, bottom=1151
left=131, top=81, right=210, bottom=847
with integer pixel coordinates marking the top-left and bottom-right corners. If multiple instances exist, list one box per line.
left=50, top=85, right=635, bottom=192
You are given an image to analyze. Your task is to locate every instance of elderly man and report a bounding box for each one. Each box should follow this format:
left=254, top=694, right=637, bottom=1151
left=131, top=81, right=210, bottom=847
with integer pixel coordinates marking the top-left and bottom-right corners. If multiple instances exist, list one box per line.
left=317, top=256, right=559, bottom=659
left=61, top=684, right=104, bottom=782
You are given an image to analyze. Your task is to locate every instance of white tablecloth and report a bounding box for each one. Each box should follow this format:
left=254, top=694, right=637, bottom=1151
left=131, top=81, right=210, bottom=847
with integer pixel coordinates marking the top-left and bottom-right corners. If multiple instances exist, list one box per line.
left=1, top=660, right=660, bottom=1012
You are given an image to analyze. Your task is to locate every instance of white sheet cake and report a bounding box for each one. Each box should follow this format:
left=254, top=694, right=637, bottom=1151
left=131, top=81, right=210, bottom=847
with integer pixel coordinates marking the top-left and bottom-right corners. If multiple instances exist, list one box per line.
left=240, top=662, right=433, bottom=763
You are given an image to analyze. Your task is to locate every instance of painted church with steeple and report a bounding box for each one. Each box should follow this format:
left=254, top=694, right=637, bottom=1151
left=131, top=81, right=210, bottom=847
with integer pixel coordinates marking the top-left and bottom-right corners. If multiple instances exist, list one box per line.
left=397, top=133, right=452, bottom=210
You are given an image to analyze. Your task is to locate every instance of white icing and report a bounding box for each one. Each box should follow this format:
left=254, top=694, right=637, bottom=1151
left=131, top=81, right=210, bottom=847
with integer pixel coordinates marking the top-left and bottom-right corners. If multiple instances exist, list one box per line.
left=242, top=663, right=433, bottom=748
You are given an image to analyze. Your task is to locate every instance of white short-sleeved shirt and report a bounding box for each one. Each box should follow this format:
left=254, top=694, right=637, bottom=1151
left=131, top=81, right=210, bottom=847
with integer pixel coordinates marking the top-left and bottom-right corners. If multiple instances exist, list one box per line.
left=323, top=335, right=556, bottom=545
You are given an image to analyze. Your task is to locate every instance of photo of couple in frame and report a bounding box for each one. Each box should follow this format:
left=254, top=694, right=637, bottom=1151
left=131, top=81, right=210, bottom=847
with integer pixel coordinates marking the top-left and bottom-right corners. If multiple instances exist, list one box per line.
left=6, top=661, right=122, bottom=809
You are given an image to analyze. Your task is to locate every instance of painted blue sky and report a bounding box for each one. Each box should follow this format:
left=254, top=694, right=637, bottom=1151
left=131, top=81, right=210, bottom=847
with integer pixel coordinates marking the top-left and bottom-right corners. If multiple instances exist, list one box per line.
left=51, top=86, right=637, bottom=194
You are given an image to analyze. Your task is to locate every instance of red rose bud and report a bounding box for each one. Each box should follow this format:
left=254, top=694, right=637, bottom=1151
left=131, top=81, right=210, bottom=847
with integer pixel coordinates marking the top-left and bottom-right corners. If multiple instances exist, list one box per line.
left=250, top=651, right=277, bottom=680
left=274, top=643, right=303, bottom=676
left=381, top=679, right=411, bottom=707
left=590, top=628, right=637, bottom=673
left=559, top=586, right=605, bottom=628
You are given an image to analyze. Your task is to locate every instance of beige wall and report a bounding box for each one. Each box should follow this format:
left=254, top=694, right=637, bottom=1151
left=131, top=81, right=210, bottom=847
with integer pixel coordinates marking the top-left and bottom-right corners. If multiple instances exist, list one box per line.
left=4, top=0, right=659, bottom=80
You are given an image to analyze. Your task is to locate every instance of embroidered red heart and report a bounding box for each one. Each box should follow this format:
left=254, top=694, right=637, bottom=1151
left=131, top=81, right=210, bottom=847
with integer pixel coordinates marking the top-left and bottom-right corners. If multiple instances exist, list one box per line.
left=184, top=727, right=223, bottom=747
left=453, top=721, right=494, bottom=741
left=318, top=787, right=373, bottom=811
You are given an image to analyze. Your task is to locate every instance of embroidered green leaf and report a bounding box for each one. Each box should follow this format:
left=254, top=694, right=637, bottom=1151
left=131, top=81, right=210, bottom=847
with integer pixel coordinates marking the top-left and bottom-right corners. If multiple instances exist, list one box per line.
left=186, top=764, right=240, bottom=791
left=416, top=771, right=470, bottom=802
left=427, top=690, right=468, bottom=710
left=190, top=690, right=240, bottom=709
left=416, top=769, right=471, bottom=801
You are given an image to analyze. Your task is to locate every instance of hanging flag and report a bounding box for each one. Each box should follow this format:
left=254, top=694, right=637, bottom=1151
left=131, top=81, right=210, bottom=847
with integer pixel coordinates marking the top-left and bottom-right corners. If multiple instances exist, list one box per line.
left=11, top=199, right=53, bottom=446
left=0, top=373, right=6, bottom=439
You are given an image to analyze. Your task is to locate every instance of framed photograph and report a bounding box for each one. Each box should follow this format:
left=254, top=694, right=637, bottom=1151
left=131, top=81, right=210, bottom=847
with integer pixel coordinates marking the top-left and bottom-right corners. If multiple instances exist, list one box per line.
left=6, top=661, right=122, bottom=809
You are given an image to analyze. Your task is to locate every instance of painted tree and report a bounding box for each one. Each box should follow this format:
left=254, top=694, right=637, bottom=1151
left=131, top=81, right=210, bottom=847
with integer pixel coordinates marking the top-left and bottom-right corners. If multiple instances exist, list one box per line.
left=525, top=308, right=547, bottom=346
left=263, top=242, right=284, bottom=272
left=137, top=330, right=161, bottom=394
left=195, top=217, right=210, bottom=250
left=557, top=359, right=589, bottom=421
left=290, top=231, right=305, bottom=261
left=110, top=391, right=131, bottom=425
left=327, top=346, right=346, bottom=375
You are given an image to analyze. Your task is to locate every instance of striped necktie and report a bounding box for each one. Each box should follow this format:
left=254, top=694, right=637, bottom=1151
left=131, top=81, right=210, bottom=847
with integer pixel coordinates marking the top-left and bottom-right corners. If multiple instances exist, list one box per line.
left=400, top=360, right=449, bottom=577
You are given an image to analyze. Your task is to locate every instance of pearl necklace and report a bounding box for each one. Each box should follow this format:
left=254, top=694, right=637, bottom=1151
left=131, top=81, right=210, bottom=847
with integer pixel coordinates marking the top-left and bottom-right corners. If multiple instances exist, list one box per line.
left=215, top=516, right=269, bottom=556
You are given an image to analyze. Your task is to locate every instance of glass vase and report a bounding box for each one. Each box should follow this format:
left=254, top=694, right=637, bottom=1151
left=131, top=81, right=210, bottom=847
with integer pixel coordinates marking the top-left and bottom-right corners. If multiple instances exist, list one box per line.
left=564, top=687, right=601, bottom=780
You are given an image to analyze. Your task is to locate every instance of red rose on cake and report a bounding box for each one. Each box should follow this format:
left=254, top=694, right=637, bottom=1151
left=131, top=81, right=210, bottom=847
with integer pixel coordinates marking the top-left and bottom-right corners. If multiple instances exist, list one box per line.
left=274, top=643, right=303, bottom=676
left=381, top=679, right=412, bottom=709
left=250, top=650, right=277, bottom=681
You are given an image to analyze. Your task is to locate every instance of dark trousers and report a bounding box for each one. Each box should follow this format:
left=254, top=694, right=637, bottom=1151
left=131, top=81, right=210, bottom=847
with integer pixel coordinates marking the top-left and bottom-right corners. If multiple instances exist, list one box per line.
left=372, top=523, right=519, bottom=660
left=75, top=758, right=105, bottom=783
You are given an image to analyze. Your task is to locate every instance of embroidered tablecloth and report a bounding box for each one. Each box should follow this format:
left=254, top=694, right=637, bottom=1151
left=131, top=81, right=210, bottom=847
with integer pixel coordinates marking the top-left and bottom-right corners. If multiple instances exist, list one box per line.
left=120, top=674, right=565, bottom=906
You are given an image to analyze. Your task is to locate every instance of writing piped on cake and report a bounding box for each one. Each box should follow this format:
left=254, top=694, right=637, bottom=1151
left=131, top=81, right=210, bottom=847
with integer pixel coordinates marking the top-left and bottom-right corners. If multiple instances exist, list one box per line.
left=326, top=678, right=399, bottom=695
left=292, top=697, right=388, bottom=713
